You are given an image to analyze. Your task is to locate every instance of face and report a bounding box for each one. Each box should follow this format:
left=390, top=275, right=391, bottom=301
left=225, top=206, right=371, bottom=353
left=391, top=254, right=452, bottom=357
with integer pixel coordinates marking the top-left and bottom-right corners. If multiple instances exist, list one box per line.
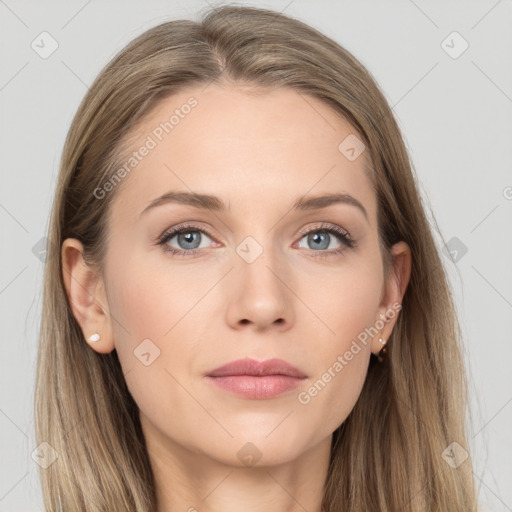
left=66, top=83, right=409, bottom=468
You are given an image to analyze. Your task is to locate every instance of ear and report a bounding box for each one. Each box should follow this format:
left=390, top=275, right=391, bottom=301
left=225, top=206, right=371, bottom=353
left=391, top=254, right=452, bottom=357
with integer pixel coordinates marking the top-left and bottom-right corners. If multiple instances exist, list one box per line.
left=371, top=241, right=412, bottom=355
left=61, top=238, right=115, bottom=354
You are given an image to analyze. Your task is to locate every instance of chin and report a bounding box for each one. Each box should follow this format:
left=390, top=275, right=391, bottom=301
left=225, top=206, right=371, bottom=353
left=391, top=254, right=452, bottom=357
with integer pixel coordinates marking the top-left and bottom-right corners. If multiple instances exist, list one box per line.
left=205, top=425, right=317, bottom=468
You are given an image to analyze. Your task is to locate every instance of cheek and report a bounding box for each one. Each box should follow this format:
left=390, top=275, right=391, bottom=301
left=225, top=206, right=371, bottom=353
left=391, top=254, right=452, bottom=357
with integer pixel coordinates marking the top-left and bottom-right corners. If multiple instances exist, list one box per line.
left=106, top=248, right=215, bottom=346
left=293, top=259, right=382, bottom=430
left=104, top=248, right=214, bottom=388
left=298, top=255, right=383, bottom=344
left=297, top=347, right=369, bottom=439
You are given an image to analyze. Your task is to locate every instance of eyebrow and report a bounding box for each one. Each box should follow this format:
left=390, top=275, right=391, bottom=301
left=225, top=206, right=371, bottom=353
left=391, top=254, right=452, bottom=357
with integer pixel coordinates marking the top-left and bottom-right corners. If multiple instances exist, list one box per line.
left=139, top=191, right=369, bottom=222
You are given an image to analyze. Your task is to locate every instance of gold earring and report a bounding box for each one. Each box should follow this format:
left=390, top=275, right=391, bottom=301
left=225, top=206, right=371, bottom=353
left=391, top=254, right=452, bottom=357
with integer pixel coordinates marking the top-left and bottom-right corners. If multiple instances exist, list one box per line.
left=88, top=333, right=100, bottom=343
left=377, top=338, right=387, bottom=363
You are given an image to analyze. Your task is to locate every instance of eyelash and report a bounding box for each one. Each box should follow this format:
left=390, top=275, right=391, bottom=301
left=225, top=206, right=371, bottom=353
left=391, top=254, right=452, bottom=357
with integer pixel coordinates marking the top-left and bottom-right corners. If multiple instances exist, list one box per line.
left=157, top=222, right=356, bottom=259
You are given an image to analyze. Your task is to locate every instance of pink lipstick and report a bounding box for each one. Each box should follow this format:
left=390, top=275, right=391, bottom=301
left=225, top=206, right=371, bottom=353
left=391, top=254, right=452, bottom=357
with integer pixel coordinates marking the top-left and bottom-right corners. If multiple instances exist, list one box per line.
left=206, top=357, right=307, bottom=399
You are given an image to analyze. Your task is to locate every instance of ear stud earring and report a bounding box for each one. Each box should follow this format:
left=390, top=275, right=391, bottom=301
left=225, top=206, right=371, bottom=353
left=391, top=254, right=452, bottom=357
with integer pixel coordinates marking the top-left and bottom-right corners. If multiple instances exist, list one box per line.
left=88, top=333, right=101, bottom=343
left=377, top=338, right=388, bottom=363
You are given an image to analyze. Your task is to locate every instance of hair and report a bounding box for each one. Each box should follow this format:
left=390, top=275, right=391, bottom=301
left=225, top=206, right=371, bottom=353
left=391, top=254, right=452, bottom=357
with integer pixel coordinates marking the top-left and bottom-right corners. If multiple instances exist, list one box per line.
left=34, top=4, right=478, bottom=511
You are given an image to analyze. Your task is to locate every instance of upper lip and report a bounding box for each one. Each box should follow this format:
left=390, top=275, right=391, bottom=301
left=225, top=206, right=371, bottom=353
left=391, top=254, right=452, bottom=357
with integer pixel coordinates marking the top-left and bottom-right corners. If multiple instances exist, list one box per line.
left=207, top=357, right=307, bottom=378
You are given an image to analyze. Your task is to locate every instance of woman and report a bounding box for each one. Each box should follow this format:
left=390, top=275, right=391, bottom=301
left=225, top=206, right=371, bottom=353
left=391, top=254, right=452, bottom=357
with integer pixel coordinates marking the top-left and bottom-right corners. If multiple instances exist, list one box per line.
left=34, top=5, right=478, bottom=511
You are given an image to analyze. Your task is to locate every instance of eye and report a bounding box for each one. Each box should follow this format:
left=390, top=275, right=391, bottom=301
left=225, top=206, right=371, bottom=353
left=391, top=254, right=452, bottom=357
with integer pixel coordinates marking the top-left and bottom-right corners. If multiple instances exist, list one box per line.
left=157, top=222, right=356, bottom=259
left=295, top=223, right=355, bottom=258
left=158, top=223, right=216, bottom=257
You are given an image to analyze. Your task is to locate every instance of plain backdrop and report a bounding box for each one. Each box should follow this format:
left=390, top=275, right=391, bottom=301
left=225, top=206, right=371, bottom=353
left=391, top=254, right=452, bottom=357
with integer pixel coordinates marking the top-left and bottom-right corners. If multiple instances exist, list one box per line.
left=1, top=1, right=511, bottom=510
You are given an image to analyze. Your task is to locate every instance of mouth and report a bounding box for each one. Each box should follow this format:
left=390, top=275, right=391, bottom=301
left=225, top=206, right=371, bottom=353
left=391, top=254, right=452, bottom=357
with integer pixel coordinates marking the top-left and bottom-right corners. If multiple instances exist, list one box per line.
left=206, top=357, right=307, bottom=400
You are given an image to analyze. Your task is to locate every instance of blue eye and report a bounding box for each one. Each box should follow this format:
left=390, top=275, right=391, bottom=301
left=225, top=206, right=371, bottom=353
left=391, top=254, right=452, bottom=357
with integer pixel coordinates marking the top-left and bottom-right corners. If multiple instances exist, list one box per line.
left=158, top=222, right=355, bottom=258
left=296, top=226, right=353, bottom=253
left=158, top=223, right=215, bottom=258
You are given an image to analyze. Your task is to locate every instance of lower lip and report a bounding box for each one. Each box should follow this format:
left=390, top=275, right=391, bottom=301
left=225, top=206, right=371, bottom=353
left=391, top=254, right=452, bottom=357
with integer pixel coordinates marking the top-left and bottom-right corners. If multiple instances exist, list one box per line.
left=206, top=375, right=305, bottom=399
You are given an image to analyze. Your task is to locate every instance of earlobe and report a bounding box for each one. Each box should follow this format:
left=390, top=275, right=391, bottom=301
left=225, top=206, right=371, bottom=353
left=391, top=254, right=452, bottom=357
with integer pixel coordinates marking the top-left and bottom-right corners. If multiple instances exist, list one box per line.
left=61, top=238, right=115, bottom=354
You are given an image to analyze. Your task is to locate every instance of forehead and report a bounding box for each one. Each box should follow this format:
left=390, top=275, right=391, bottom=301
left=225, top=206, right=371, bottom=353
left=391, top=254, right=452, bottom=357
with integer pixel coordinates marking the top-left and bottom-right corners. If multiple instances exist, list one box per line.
left=110, top=83, right=376, bottom=224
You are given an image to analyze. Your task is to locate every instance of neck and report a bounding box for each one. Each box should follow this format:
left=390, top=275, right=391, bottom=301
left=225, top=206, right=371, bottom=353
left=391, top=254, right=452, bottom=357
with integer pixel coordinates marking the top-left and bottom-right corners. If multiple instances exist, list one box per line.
left=142, top=416, right=331, bottom=512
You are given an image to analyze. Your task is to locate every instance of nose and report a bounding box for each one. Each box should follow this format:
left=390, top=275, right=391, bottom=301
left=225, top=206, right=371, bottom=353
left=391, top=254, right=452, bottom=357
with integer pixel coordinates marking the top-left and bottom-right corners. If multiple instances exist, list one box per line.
left=225, top=247, right=294, bottom=332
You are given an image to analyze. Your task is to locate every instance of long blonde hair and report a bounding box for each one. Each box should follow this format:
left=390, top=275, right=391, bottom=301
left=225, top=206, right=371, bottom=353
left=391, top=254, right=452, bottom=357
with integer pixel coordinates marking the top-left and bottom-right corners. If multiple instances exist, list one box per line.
left=35, top=5, right=478, bottom=511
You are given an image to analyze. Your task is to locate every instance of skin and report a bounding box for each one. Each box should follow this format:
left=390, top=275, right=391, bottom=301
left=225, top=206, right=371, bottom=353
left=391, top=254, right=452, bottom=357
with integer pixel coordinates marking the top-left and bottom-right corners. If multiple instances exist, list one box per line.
left=62, top=83, right=411, bottom=512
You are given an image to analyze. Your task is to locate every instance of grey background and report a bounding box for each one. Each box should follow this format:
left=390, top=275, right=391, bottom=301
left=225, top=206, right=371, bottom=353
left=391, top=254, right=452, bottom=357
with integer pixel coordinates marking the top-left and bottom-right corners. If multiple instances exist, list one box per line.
left=1, top=0, right=511, bottom=510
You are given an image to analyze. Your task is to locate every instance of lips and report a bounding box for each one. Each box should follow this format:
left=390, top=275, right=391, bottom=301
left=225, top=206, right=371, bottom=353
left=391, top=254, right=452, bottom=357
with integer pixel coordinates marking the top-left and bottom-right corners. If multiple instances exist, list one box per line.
left=207, top=357, right=308, bottom=378
left=206, top=358, right=307, bottom=400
